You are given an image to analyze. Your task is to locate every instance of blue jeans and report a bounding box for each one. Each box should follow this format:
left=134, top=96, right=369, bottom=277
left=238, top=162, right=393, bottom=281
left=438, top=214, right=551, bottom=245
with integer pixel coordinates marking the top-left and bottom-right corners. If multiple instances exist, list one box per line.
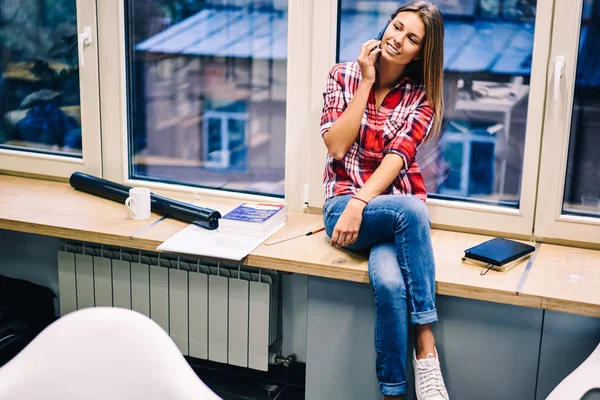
left=323, top=194, right=438, bottom=396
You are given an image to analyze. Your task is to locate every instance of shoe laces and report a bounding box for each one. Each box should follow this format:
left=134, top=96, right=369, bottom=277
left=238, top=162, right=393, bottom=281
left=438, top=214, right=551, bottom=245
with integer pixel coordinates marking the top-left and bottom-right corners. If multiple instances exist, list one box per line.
left=417, top=356, right=446, bottom=396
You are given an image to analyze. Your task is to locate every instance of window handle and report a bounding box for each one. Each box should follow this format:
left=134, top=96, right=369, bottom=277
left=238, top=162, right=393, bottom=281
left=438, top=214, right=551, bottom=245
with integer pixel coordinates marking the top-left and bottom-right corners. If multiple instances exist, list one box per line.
left=78, top=26, right=93, bottom=68
left=553, top=55, right=565, bottom=104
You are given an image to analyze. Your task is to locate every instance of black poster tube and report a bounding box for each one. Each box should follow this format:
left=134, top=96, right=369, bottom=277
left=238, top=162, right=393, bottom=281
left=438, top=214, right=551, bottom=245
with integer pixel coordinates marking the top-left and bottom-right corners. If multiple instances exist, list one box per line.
left=69, top=172, right=221, bottom=230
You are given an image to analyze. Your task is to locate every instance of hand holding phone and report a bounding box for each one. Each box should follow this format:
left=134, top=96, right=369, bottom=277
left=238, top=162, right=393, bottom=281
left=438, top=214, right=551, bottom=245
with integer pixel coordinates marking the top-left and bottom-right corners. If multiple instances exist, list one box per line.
left=357, top=23, right=388, bottom=82
left=358, top=40, right=381, bottom=82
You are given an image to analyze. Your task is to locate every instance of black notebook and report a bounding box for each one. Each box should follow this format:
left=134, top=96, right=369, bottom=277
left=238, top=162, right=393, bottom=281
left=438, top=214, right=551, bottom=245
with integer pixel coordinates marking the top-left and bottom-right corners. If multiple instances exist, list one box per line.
left=464, top=238, right=535, bottom=266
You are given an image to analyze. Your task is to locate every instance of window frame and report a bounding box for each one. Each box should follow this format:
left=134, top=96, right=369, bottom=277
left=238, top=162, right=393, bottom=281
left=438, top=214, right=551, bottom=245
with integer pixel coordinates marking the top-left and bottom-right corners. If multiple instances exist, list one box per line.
left=534, top=0, right=600, bottom=246
left=306, top=0, right=555, bottom=238
left=98, top=0, right=311, bottom=207
left=0, top=0, right=102, bottom=178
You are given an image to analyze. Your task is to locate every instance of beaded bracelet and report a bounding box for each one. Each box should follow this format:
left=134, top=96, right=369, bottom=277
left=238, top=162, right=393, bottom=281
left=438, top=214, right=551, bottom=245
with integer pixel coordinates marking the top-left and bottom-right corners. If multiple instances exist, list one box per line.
left=352, top=196, right=369, bottom=206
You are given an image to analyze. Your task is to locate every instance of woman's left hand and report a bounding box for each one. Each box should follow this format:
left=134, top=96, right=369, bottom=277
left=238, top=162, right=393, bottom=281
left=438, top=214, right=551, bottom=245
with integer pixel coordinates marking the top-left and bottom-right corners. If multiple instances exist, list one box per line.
left=331, top=199, right=366, bottom=248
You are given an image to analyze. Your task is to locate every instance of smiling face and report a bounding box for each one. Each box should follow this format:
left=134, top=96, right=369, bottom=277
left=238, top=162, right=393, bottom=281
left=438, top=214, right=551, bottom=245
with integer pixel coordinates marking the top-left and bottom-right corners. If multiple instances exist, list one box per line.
left=380, top=11, right=426, bottom=66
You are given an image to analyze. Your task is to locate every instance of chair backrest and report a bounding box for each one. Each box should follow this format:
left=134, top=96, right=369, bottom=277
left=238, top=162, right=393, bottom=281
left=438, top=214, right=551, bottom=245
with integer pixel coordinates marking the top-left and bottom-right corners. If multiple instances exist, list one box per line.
left=546, top=342, right=600, bottom=400
left=0, top=307, right=221, bottom=400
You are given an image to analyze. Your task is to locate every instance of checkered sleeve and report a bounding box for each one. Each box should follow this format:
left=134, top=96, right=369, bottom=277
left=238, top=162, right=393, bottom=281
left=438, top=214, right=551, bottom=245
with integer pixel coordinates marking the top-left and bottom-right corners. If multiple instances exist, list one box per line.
left=383, top=96, right=435, bottom=169
left=320, top=64, right=346, bottom=136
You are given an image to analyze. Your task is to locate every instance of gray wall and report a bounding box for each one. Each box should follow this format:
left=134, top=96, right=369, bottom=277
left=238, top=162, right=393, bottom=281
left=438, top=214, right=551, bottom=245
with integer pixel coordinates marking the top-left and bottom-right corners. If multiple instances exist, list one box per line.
left=306, top=276, right=415, bottom=400
left=305, top=276, right=600, bottom=400
left=434, top=295, right=542, bottom=400
left=0, top=230, right=60, bottom=300
left=281, top=273, right=308, bottom=363
left=536, top=311, right=600, bottom=400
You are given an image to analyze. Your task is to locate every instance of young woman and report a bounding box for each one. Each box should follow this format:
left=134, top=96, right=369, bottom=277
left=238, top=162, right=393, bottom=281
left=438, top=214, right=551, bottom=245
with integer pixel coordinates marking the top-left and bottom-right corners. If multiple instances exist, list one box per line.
left=320, top=2, right=449, bottom=399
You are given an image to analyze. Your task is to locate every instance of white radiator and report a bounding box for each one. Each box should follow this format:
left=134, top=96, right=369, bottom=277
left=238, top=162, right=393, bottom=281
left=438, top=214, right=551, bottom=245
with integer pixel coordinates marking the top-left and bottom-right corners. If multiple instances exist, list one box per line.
left=57, top=244, right=278, bottom=371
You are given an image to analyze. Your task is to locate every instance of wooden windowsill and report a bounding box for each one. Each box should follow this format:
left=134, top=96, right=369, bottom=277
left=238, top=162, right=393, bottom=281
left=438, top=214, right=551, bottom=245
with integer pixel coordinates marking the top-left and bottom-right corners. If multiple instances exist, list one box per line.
left=0, top=174, right=598, bottom=318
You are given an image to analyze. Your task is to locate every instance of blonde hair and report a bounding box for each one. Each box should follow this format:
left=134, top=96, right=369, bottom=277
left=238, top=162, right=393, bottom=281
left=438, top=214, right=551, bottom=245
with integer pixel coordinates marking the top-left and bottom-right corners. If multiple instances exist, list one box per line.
left=390, top=1, right=444, bottom=140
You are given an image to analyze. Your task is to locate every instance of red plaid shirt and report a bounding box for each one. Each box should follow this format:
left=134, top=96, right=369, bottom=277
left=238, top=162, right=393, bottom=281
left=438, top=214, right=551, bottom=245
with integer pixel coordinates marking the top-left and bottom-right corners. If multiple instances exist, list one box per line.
left=321, top=62, right=434, bottom=202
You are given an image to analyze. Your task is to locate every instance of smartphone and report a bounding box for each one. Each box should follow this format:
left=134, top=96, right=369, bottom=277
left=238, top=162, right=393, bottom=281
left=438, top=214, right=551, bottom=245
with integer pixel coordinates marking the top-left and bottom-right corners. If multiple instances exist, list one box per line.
left=374, top=22, right=389, bottom=60
left=375, top=22, right=389, bottom=41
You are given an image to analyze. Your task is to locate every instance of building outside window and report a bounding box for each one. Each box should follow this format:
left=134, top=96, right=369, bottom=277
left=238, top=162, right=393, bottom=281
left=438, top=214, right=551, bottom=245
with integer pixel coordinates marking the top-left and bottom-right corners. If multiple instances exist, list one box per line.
left=126, top=0, right=288, bottom=197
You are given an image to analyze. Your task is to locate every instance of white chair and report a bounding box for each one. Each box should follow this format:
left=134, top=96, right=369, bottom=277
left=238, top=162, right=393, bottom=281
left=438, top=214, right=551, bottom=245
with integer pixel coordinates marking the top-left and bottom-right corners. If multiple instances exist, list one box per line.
left=0, top=307, right=221, bottom=400
left=546, top=342, right=600, bottom=400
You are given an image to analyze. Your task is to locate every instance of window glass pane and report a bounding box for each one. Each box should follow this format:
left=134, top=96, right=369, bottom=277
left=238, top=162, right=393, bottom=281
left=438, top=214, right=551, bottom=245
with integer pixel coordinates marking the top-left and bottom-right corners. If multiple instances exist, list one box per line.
left=562, top=0, right=600, bottom=218
left=0, top=0, right=82, bottom=157
left=337, top=0, right=537, bottom=207
left=127, top=0, right=287, bottom=197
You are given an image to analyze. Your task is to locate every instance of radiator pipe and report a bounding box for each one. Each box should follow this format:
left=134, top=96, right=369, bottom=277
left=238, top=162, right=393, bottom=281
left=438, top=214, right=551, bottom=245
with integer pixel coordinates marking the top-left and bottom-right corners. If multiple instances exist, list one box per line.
left=69, top=172, right=221, bottom=230
left=270, top=353, right=296, bottom=368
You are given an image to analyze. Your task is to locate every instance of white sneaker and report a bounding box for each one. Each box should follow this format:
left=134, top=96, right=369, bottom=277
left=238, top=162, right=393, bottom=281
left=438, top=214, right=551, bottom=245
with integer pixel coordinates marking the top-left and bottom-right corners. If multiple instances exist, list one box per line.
left=413, top=347, right=449, bottom=400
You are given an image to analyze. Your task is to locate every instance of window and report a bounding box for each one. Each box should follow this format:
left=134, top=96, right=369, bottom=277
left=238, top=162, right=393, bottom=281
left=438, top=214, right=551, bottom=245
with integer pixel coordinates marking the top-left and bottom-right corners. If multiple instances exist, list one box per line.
left=337, top=0, right=538, bottom=208
left=125, top=0, right=288, bottom=197
left=437, top=121, right=497, bottom=198
left=304, top=0, right=551, bottom=236
left=535, top=0, right=600, bottom=243
left=561, top=0, right=600, bottom=220
left=0, top=0, right=81, bottom=156
left=202, top=103, right=248, bottom=170
left=0, top=0, right=101, bottom=177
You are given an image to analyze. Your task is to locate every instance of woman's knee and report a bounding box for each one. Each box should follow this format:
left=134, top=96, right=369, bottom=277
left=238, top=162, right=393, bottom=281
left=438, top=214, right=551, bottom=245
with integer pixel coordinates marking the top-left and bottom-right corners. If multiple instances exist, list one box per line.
left=371, top=195, right=430, bottom=230
left=397, top=196, right=430, bottom=231
left=373, top=272, right=407, bottom=300
left=369, top=243, right=407, bottom=297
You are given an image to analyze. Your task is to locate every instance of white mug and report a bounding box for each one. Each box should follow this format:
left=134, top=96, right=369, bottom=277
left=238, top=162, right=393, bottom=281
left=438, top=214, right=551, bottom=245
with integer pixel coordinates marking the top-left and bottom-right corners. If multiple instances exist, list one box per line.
left=125, top=187, right=151, bottom=220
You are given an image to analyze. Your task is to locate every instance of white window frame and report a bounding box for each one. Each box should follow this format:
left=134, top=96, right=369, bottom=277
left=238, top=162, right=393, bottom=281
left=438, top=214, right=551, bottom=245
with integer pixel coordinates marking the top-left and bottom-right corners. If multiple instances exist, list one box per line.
left=98, top=0, right=313, bottom=209
left=534, top=0, right=600, bottom=246
left=0, top=0, right=102, bottom=178
left=306, top=0, right=555, bottom=238
left=304, top=0, right=337, bottom=211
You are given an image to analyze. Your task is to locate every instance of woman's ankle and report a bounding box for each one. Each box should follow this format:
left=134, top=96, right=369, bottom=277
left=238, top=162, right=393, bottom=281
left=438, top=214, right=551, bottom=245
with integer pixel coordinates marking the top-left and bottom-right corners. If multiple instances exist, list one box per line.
left=414, top=324, right=436, bottom=359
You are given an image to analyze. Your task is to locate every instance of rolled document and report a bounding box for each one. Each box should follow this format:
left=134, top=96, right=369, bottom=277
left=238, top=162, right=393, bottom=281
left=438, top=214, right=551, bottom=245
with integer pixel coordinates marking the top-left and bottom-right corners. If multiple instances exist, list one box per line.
left=69, top=172, right=221, bottom=230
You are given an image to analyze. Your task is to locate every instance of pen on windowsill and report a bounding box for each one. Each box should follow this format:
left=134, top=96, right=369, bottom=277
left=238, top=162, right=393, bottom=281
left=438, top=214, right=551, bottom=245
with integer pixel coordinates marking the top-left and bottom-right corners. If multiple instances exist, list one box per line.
left=265, top=227, right=325, bottom=245
left=305, top=227, right=325, bottom=236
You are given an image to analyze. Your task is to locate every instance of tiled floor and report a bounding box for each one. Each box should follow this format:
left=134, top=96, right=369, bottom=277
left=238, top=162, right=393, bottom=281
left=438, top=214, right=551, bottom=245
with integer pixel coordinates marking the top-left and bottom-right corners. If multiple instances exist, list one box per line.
left=189, top=358, right=305, bottom=400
